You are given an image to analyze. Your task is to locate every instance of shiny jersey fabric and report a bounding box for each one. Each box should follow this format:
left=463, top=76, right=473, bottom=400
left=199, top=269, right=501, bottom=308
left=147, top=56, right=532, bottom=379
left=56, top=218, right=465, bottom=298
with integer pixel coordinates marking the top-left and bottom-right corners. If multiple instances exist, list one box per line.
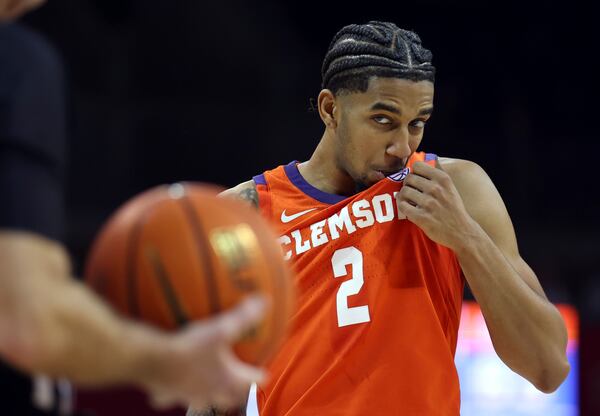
left=251, top=152, right=464, bottom=415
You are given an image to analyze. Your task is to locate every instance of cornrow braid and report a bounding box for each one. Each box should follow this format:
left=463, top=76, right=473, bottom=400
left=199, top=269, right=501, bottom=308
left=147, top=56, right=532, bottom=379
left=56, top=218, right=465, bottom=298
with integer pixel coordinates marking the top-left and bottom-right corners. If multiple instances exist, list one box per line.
left=321, top=21, right=435, bottom=94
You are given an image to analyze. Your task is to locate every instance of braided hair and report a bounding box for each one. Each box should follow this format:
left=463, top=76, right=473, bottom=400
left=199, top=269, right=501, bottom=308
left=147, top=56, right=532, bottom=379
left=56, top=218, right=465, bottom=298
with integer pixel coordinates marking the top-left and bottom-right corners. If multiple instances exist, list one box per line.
left=321, top=21, right=435, bottom=95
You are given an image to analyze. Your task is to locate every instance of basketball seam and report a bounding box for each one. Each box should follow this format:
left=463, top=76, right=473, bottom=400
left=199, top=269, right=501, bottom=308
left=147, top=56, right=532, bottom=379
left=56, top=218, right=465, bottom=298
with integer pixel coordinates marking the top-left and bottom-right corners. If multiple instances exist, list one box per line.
left=178, top=196, right=222, bottom=315
left=146, top=247, right=190, bottom=327
left=125, top=213, right=146, bottom=318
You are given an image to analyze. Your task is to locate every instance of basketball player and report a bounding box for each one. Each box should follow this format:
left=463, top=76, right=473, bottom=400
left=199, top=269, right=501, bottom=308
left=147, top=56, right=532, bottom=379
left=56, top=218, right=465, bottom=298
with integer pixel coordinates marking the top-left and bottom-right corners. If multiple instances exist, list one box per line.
left=0, top=1, right=266, bottom=414
left=200, top=21, right=570, bottom=415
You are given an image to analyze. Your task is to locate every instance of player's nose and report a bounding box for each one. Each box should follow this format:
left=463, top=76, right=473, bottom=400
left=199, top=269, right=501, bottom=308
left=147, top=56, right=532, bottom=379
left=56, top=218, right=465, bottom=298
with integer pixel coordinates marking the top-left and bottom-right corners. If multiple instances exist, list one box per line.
left=385, top=128, right=411, bottom=159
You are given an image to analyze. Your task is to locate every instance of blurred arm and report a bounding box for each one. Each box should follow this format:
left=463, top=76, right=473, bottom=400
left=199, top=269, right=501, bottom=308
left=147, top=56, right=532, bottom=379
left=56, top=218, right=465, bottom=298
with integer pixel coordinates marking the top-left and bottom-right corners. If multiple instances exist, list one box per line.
left=0, top=231, right=163, bottom=383
left=0, top=231, right=266, bottom=409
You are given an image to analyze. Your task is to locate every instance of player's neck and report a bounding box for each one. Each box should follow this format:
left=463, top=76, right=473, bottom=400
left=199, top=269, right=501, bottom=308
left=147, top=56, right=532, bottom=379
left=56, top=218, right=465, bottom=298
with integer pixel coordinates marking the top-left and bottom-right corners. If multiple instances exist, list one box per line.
left=298, top=135, right=356, bottom=197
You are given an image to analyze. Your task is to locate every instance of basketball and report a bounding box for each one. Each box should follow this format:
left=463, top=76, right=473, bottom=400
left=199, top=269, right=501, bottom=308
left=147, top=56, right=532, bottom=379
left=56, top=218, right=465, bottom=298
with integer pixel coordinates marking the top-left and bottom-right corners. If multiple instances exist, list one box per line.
left=84, top=182, right=294, bottom=365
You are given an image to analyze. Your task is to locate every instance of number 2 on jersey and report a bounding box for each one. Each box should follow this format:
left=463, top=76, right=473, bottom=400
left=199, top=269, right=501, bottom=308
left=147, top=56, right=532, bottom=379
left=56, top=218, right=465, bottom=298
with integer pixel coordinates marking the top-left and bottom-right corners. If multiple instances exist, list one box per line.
left=332, top=247, right=371, bottom=327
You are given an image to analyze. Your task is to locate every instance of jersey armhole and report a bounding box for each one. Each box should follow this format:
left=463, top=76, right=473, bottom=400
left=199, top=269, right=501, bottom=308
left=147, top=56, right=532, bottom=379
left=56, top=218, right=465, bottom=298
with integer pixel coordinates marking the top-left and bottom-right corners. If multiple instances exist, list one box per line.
left=407, top=152, right=438, bottom=169
left=252, top=174, right=272, bottom=220
left=424, top=152, right=437, bottom=167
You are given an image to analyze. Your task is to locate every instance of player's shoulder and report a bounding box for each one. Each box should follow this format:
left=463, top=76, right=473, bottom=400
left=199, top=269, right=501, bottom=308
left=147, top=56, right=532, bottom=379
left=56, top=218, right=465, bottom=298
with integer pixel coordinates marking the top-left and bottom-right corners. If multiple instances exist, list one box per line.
left=436, top=156, right=501, bottom=207
left=437, top=157, right=491, bottom=190
left=437, top=157, right=485, bottom=176
left=437, top=157, right=504, bottom=220
left=218, top=180, right=258, bottom=208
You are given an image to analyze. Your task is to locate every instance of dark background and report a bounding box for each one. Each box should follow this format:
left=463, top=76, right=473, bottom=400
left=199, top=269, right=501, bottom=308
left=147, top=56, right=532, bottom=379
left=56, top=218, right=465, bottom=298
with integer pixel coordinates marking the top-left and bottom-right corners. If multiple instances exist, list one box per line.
left=19, top=0, right=600, bottom=413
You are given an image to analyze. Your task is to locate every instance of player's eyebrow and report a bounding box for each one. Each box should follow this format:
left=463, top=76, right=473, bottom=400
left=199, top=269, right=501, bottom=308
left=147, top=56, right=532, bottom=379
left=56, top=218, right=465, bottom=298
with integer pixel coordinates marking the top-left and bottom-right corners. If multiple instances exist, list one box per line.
left=370, top=103, right=434, bottom=116
left=418, top=107, right=434, bottom=116
left=370, top=102, right=401, bottom=114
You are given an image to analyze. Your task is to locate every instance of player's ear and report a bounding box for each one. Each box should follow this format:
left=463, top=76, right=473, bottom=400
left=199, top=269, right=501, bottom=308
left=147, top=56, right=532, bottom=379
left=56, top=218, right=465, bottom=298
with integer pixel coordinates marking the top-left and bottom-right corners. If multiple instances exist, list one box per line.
left=317, top=89, right=337, bottom=129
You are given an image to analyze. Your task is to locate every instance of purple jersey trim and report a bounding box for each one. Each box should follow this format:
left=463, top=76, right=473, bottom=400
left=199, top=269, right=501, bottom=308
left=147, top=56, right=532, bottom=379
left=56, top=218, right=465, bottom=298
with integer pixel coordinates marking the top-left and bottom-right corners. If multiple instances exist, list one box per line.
left=284, top=161, right=347, bottom=205
left=253, top=174, right=267, bottom=186
left=388, top=168, right=410, bottom=182
left=425, top=153, right=437, bottom=161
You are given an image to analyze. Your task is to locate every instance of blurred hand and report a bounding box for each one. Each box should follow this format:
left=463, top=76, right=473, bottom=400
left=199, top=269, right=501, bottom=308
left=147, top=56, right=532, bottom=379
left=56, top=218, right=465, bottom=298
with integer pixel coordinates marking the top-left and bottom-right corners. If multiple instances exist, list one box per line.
left=144, top=295, right=268, bottom=410
left=0, top=0, right=45, bottom=21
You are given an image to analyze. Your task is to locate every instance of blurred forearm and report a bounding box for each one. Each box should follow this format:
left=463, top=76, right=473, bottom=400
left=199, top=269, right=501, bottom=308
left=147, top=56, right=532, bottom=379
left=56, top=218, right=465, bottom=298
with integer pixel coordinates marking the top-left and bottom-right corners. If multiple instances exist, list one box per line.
left=0, top=231, right=166, bottom=385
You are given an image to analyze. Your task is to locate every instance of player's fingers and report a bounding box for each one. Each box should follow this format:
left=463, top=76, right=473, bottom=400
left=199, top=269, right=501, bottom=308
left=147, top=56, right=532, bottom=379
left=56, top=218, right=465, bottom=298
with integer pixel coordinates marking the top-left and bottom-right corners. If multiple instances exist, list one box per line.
left=413, top=161, right=453, bottom=190
left=205, top=350, right=264, bottom=409
left=184, top=295, right=267, bottom=345
left=398, top=185, right=427, bottom=207
left=404, top=173, right=433, bottom=193
left=222, top=348, right=267, bottom=386
left=412, top=160, right=447, bottom=179
left=397, top=201, right=426, bottom=225
left=211, top=295, right=268, bottom=343
left=411, top=161, right=435, bottom=178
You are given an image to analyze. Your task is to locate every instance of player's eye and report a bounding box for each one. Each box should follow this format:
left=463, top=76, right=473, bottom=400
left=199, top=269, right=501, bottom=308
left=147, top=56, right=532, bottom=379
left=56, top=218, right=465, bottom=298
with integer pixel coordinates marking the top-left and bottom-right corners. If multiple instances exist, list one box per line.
left=372, top=115, right=392, bottom=125
left=410, top=119, right=426, bottom=129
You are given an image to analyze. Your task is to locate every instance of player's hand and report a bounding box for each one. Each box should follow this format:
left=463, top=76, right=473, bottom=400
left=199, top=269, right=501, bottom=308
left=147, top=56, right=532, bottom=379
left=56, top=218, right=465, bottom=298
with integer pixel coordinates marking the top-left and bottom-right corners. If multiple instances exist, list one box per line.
left=144, top=295, right=268, bottom=411
left=396, top=160, right=479, bottom=250
left=0, top=0, right=45, bottom=21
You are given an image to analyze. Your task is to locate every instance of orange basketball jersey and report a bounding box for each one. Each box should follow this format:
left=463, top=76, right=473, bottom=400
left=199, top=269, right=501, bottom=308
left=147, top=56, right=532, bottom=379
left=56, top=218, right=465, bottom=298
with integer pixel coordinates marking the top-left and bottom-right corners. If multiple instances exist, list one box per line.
left=249, top=152, right=464, bottom=415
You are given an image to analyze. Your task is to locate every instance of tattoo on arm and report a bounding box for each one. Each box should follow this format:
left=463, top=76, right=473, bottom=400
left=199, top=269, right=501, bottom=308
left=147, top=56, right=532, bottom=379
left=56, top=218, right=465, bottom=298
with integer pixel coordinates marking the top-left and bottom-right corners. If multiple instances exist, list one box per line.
left=238, top=187, right=259, bottom=208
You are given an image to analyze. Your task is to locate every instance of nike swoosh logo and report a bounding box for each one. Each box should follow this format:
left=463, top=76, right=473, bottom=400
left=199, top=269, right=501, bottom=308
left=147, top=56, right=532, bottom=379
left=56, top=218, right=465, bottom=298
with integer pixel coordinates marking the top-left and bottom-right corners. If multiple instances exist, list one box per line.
left=281, top=208, right=317, bottom=223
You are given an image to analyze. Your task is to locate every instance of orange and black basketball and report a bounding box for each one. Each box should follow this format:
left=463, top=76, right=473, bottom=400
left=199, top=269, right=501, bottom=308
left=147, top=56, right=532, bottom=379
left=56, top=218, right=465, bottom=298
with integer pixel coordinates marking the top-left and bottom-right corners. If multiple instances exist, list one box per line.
left=84, top=182, right=294, bottom=365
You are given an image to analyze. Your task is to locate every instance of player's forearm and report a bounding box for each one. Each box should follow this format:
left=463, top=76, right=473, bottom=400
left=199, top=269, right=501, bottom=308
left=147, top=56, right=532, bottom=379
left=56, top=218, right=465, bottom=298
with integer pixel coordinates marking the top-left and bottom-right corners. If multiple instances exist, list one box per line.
left=18, top=280, right=170, bottom=385
left=0, top=232, right=168, bottom=386
left=453, top=227, right=569, bottom=393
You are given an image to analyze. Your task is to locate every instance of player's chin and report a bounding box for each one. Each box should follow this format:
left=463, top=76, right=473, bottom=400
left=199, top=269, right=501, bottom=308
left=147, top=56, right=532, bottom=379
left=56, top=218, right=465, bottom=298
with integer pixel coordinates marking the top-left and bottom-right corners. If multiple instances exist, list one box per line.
left=355, top=171, right=382, bottom=189
left=370, top=169, right=387, bottom=183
